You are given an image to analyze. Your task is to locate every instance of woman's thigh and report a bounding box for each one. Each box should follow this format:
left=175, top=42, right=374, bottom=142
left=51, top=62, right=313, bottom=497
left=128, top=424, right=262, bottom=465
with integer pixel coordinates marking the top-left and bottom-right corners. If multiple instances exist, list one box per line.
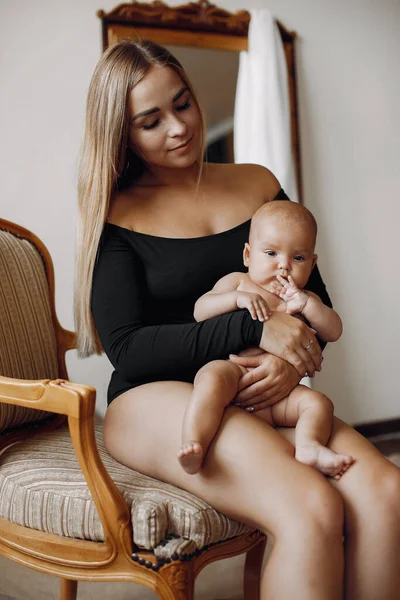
left=103, top=381, right=342, bottom=534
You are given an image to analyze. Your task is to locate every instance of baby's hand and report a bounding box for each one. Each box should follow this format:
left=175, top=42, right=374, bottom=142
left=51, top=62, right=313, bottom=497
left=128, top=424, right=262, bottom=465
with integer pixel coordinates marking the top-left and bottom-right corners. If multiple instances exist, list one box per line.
left=236, top=292, right=271, bottom=322
left=273, top=275, right=309, bottom=315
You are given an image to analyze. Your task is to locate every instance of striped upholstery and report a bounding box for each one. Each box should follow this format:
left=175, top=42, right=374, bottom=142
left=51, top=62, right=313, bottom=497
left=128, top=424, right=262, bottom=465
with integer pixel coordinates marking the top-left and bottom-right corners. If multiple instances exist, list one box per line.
left=0, top=229, right=57, bottom=431
left=0, top=223, right=249, bottom=559
left=0, top=423, right=249, bottom=556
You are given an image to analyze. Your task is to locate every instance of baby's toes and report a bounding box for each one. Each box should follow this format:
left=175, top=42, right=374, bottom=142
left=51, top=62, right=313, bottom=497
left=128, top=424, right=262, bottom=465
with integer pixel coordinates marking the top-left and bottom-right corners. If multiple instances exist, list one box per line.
left=191, top=441, right=203, bottom=455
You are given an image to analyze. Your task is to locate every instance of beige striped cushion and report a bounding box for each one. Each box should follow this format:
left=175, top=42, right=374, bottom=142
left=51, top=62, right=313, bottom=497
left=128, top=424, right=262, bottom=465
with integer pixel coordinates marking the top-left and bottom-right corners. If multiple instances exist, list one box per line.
left=0, top=228, right=58, bottom=432
left=0, top=423, right=249, bottom=557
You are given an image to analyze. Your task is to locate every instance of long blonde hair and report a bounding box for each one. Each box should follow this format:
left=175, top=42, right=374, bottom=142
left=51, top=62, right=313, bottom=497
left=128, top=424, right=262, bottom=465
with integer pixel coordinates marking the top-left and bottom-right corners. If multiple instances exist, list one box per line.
left=75, top=40, right=207, bottom=357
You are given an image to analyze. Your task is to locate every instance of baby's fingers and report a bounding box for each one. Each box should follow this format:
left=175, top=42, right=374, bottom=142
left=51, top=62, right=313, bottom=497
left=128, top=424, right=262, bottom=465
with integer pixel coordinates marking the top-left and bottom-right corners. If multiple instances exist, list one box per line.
left=257, top=300, right=270, bottom=322
left=276, top=275, right=289, bottom=288
left=247, top=303, right=258, bottom=320
left=251, top=301, right=267, bottom=322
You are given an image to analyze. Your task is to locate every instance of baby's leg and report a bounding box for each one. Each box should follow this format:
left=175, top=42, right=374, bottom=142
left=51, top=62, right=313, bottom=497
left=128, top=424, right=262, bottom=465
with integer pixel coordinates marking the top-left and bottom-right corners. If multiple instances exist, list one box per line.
left=178, top=360, right=245, bottom=474
left=270, top=386, right=355, bottom=479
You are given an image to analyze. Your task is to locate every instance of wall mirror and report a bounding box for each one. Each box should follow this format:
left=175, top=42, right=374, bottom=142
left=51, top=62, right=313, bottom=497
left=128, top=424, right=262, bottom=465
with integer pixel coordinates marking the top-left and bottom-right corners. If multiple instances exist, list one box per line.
left=97, top=0, right=302, bottom=198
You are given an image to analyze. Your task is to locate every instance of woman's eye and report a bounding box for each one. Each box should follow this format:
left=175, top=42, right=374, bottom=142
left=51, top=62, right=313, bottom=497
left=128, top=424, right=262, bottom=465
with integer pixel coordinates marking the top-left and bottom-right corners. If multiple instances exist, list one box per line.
left=143, top=119, right=160, bottom=131
left=176, top=101, right=191, bottom=111
left=294, top=255, right=304, bottom=261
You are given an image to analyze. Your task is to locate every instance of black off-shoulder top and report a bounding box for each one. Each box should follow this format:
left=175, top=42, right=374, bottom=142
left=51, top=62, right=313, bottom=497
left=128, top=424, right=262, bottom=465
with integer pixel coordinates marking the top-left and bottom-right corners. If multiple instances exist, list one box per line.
left=91, top=189, right=331, bottom=404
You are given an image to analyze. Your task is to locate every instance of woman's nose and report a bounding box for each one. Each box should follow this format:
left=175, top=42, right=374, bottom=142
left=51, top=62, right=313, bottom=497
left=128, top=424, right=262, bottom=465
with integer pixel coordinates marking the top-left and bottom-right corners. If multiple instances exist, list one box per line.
left=168, top=114, right=188, bottom=137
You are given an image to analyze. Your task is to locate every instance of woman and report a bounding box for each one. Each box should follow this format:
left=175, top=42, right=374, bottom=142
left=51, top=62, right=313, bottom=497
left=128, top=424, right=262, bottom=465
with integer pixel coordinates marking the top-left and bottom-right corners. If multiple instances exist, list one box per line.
left=75, top=40, right=400, bottom=599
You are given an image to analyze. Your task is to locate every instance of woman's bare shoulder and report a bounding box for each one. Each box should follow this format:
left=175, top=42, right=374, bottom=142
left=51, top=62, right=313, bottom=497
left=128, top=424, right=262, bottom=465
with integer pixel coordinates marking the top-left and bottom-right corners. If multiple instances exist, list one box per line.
left=210, top=163, right=281, bottom=201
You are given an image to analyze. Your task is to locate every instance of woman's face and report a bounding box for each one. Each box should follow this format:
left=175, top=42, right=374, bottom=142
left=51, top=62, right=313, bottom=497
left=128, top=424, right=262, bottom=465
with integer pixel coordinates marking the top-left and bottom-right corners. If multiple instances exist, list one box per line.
left=127, top=65, right=202, bottom=169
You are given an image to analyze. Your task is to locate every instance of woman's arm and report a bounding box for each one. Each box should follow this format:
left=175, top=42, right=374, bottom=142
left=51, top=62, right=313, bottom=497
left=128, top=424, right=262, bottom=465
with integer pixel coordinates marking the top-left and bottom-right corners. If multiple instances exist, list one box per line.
left=92, top=229, right=321, bottom=382
left=91, top=229, right=264, bottom=382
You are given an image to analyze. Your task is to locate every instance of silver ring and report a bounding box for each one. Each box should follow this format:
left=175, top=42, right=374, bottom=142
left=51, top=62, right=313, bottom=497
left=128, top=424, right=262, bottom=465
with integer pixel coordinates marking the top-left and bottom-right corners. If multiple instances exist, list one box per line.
left=305, top=340, right=314, bottom=351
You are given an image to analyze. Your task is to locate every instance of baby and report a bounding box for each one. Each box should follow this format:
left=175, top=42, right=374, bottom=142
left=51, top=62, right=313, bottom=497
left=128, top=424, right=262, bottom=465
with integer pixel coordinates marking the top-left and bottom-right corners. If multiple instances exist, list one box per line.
left=177, top=201, right=354, bottom=478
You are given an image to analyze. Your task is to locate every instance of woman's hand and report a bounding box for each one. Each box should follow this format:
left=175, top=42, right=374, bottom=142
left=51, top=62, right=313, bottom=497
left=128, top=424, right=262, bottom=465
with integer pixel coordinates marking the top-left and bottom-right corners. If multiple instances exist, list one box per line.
left=259, top=311, right=322, bottom=377
left=229, top=353, right=302, bottom=411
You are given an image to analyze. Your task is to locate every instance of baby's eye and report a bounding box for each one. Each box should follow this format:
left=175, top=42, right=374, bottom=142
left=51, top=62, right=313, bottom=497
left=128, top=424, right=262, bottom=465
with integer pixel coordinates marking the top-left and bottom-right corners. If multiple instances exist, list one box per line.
left=176, top=101, right=191, bottom=111
left=294, top=255, right=305, bottom=261
left=143, top=119, right=160, bottom=131
left=265, top=250, right=276, bottom=256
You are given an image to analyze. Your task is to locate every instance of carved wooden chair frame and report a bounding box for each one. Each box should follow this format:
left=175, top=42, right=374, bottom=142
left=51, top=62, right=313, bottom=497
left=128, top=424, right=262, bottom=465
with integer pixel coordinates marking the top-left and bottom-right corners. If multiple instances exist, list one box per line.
left=97, top=0, right=302, bottom=201
left=0, top=214, right=265, bottom=600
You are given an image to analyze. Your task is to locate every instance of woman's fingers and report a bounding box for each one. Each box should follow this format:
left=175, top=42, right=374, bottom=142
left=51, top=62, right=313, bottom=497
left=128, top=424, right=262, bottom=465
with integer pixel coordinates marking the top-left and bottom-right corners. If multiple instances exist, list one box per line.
left=229, top=354, right=262, bottom=368
left=302, top=335, right=322, bottom=370
left=283, top=349, right=310, bottom=377
left=235, top=383, right=273, bottom=405
left=235, top=366, right=265, bottom=393
left=235, top=376, right=272, bottom=404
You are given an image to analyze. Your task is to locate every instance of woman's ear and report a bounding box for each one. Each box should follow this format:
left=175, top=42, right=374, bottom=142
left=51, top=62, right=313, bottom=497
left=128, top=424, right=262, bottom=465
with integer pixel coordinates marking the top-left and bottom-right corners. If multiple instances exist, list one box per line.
left=243, top=243, right=251, bottom=267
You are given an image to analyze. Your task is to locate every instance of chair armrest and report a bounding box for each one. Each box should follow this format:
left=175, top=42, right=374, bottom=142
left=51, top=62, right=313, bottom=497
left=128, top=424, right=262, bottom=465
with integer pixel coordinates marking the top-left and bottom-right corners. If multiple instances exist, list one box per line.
left=0, top=376, right=133, bottom=555
left=0, top=375, right=91, bottom=418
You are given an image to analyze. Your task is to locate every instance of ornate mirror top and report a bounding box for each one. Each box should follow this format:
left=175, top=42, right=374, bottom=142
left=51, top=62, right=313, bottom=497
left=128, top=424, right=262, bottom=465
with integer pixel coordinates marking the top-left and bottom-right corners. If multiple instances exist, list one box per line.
left=97, top=0, right=251, bottom=37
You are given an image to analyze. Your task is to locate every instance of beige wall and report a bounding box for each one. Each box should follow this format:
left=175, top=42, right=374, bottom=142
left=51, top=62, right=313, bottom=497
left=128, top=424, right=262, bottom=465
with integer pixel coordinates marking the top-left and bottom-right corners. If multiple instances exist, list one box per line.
left=1, top=0, right=399, bottom=424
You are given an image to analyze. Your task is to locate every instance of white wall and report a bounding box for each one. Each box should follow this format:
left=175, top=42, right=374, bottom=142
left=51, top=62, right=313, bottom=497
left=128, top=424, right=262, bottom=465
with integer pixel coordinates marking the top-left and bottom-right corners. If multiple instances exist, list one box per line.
left=1, top=0, right=399, bottom=424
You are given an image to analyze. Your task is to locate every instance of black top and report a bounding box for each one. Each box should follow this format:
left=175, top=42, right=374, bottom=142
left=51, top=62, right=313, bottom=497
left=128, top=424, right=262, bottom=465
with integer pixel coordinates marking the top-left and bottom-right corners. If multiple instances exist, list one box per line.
left=91, top=189, right=332, bottom=404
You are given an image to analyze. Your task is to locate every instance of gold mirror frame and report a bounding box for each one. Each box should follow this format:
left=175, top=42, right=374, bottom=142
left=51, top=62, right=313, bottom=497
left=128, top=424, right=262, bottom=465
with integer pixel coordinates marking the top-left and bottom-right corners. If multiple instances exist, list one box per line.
left=97, top=0, right=302, bottom=201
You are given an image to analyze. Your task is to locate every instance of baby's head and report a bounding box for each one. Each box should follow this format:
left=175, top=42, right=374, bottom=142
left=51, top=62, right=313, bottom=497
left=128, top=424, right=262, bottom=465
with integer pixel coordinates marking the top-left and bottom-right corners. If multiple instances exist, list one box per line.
left=244, top=201, right=318, bottom=290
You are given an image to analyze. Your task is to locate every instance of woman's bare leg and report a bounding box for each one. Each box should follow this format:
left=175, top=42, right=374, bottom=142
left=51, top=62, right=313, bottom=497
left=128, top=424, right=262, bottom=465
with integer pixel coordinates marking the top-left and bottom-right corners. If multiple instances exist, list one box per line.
left=179, top=360, right=244, bottom=474
left=104, top=381, right=344, bottom=600
left=278, top=417, right=400, bottom=600
left=268, top=386, right=354, bottom=479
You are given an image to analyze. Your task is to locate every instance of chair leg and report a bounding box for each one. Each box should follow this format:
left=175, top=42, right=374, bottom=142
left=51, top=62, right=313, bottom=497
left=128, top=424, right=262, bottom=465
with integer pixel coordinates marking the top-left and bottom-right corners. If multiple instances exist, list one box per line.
left=158, top=561, right=195, bottom=600
left=60, top=578, right=78, bottom=600
left=243, top=537, right=267, bottom=600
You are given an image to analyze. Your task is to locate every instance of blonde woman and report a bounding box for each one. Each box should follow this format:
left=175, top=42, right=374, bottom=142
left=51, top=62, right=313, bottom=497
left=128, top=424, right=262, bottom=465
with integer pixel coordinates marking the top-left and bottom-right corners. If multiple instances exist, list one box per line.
left=75, top=40, right=400, bottom=600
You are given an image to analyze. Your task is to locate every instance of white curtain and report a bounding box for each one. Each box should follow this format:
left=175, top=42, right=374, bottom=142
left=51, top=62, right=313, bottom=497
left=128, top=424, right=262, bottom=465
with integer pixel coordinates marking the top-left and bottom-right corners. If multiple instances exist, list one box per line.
left=234, top=8, right=299, bottom=204
left=235, top=12, right=311, bottom=385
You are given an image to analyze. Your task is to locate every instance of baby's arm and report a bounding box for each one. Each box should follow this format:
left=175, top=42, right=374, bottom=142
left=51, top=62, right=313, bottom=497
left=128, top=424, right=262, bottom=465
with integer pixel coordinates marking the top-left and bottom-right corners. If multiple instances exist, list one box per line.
left=274, top=275, right=342, bottom=342
left=194, top=273, right=270, bottom=323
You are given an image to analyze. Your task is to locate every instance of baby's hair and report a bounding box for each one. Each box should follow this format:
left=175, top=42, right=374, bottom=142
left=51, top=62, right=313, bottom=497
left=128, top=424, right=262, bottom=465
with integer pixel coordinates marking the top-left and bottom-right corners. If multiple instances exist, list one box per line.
left=249, top=201, right=317, bottom=245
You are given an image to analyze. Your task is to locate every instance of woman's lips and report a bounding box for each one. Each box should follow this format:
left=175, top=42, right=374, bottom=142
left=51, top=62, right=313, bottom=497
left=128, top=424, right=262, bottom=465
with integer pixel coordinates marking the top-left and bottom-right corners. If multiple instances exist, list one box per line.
left=169, top=137, right=192, bottom=152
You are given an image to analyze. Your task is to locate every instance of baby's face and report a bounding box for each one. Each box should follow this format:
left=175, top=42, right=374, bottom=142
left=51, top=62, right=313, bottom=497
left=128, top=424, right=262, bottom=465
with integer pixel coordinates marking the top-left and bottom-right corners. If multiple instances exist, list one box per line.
left=244, top=217, right=317, bottom=291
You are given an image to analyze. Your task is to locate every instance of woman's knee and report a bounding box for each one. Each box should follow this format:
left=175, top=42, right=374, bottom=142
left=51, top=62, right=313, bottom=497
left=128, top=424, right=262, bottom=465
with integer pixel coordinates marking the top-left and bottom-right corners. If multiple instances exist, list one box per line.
left=273, top=472, right=344, bottom=542
left=366, top=462, right=400, bottom=524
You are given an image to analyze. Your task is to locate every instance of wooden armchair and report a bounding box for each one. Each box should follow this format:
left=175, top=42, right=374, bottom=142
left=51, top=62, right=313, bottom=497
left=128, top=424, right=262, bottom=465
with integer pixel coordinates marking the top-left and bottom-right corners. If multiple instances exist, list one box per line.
left=0, top=218, right=267, bottom=600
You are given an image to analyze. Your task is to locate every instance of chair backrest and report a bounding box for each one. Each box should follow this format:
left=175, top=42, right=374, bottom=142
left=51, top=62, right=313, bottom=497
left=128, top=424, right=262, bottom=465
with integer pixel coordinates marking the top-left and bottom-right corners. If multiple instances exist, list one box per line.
left=0, top=225, right=59, bottom=433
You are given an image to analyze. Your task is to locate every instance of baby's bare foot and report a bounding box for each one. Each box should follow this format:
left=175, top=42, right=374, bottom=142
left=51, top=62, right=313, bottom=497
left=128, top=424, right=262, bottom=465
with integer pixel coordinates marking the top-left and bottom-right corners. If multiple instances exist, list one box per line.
left=296, top=443, right=355, bottom=479
left=178, top=441, right=204, bottom=475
